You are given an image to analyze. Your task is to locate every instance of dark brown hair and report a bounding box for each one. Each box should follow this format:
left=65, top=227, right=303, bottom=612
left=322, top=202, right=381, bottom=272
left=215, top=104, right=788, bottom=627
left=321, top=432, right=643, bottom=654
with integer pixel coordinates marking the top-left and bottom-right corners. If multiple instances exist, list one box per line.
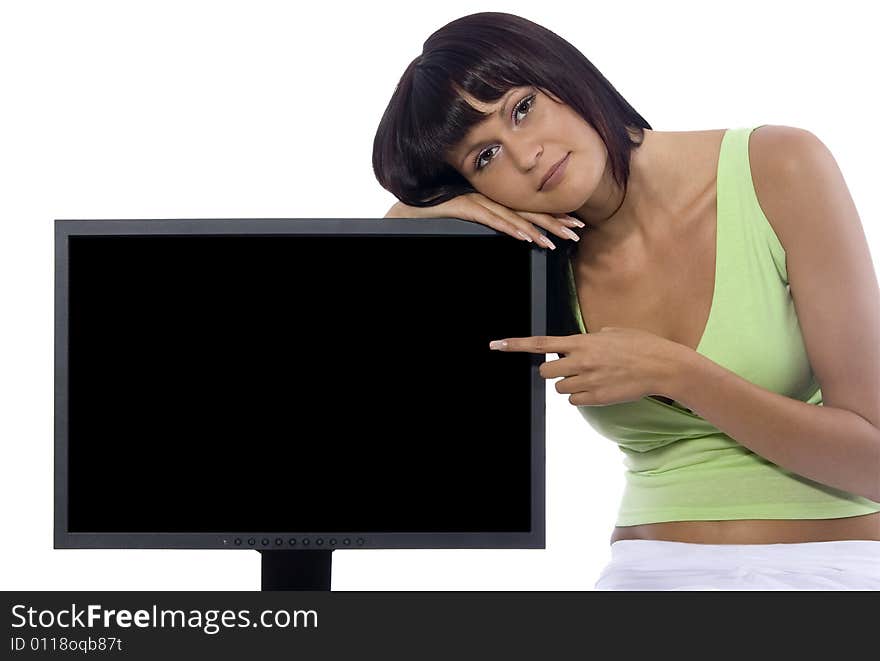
left=372, top=12, right=650, bottom=206
left=371, top=12, right=652, bottom=337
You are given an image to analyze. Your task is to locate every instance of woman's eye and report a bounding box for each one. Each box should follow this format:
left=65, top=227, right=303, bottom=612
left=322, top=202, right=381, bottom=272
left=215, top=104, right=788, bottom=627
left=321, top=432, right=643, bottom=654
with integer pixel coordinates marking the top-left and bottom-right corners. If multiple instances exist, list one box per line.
left=474, top=93, right=536, bottom=172
left=513, top=94, right=535, bottom=123
left=475, top=146, right=500, bottom=170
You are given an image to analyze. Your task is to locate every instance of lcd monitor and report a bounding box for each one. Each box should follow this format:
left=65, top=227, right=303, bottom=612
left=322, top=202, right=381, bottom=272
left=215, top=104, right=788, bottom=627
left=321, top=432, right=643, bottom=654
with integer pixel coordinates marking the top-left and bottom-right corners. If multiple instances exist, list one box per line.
left=54, top=218, right=548, bottom=590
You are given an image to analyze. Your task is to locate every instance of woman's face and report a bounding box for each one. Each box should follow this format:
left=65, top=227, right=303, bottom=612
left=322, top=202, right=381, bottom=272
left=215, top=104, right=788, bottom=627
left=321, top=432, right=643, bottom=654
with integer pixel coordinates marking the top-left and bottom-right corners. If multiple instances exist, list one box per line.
left=445, top=86, right=609, bottom=214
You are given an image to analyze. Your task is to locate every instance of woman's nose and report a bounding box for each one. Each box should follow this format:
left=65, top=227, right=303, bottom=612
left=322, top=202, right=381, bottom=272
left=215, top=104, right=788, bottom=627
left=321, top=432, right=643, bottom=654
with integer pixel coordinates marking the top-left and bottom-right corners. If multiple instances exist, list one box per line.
left=508, top=142, right=541, bottom=172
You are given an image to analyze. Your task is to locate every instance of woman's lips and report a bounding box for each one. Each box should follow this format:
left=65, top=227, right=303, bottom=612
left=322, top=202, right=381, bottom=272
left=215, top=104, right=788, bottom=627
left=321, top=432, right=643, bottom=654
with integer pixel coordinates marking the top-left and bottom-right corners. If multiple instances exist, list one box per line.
left=539, top=152, right=570, bottom=192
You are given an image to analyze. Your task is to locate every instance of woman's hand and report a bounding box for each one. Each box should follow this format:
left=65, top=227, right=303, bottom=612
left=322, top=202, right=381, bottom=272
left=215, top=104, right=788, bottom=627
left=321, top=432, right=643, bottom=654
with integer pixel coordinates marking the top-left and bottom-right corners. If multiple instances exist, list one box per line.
left=384, top=192, right=585, bottom=250
left=489, top=327, right=692, bottom=406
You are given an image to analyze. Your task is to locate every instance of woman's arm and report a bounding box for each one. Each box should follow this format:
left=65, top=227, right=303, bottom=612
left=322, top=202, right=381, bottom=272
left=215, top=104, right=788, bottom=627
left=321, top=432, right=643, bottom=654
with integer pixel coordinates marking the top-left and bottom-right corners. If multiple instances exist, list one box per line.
left=669, top=125, right=880, bottom=502
left=671, top=350, right=880, bottom=502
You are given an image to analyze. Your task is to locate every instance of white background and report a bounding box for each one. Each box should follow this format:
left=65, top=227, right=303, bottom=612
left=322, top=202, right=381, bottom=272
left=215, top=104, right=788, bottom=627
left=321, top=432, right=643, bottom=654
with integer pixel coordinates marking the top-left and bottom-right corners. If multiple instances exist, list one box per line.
left=1, top=0, right=877, bottom=590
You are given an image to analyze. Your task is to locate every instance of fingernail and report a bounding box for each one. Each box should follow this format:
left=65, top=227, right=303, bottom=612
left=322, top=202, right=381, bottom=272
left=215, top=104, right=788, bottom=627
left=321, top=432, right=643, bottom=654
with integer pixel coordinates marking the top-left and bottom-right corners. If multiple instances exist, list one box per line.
left=516, top=230, right=533, bottom=243
left=562, top=228, right=580, bottom=242
left=538, top=235, right=556, bottom=250
left=489, top=340, right=508, bottom=350
left=568, top=216, right=585, bottom=228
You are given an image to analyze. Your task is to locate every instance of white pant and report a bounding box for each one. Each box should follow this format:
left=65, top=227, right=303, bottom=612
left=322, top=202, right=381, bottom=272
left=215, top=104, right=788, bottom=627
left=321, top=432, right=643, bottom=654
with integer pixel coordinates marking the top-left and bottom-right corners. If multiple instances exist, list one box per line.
left=594, top=539, right=880, bottom=590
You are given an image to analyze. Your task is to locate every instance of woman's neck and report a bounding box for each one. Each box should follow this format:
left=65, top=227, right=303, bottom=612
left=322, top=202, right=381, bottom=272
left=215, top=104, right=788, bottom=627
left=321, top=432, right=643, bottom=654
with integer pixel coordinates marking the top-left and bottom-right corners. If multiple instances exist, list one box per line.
left=574, top=128, right=721, bottom=256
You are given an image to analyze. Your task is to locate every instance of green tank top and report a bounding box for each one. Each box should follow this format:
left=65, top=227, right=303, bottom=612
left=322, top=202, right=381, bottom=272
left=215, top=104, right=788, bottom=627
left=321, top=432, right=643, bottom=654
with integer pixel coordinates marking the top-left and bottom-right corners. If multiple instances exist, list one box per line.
left=566, top=125, right=880, bottom=526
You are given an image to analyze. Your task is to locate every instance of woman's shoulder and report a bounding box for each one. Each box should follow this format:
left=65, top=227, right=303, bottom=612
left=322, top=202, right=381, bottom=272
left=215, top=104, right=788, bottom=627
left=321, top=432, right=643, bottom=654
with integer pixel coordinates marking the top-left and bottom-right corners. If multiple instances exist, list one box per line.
left=747, top=124, right=821, bottom=182
left=746, top=124, right=821, bottom=249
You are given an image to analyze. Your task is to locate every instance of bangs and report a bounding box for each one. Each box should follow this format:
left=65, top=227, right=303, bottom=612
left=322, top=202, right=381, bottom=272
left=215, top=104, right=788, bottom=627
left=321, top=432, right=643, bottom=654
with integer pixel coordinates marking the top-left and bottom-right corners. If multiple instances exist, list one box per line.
left=406, top=72, right=521, bottom=173
left=372, top=47, right=536, bottom=206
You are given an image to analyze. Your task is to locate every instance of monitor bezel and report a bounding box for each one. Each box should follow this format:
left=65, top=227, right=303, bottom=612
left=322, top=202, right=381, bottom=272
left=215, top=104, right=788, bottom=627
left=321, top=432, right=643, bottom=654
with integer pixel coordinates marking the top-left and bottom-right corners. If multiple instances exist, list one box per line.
left=54, top=218, right=547, bottom=550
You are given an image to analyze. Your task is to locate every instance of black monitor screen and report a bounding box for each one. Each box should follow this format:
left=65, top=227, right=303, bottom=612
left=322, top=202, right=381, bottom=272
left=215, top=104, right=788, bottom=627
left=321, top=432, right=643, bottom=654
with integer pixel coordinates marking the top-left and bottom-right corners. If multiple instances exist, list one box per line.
left=66, top=232, right=536, bottom=535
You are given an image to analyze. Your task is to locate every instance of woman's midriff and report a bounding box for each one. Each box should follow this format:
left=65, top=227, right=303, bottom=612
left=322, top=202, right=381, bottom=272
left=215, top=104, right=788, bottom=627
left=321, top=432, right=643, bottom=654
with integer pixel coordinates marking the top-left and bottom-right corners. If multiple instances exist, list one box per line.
left=609, top=511, right=880, bottom=545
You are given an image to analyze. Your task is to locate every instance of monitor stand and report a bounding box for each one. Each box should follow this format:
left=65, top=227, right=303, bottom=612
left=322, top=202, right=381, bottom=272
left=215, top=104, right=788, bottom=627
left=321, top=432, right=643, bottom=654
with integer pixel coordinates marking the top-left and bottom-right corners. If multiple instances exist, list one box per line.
left=258, top=549, right=333, bottom=591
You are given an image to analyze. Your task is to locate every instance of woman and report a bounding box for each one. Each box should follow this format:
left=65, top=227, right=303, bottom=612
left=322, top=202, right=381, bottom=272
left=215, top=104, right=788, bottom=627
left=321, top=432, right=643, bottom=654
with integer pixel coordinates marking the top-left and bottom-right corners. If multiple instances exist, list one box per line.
left=372, top=12, right=880, bottom=589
